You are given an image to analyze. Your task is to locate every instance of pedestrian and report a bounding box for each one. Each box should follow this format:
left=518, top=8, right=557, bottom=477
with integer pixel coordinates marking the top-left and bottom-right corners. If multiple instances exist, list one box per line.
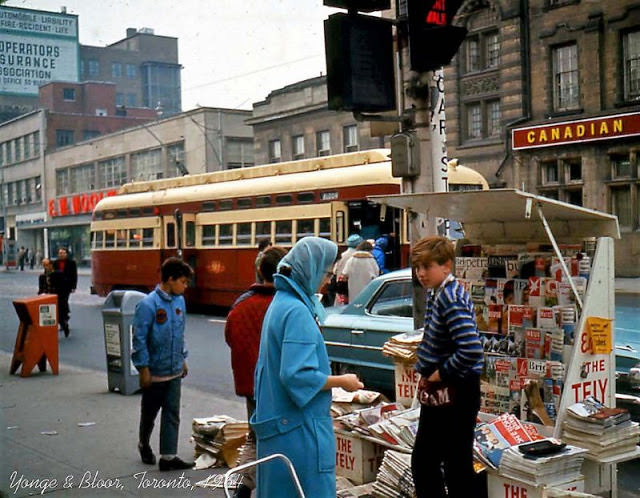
left=38, top=258, right=61, bottom=295
left=132, top=257, right=194, bottom=471
left=341, top=240, right=379, bottom=301
left=331, top=233, right=362, bottom=305
left=255, top=238, right=272, bottom=283
left=35, top=250, right=42, bottom=268
left=224, top=245, right=287, bottom=498
left=53, top=247, right=77, bottom=337
left=372, top=236, right=389, bottom=274
left=251, top=237, right=363, bottom=498
left=411, top=236, right=484, bottom=498
left=18, top=246, right=25, bottom=271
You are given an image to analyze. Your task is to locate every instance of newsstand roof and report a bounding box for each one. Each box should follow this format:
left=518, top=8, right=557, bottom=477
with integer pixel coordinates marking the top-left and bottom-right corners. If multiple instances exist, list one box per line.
left=369, top=189, right=620, bottom=243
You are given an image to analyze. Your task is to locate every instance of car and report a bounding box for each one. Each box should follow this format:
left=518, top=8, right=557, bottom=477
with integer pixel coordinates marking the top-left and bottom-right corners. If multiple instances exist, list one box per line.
left=321, top=269, right=640, bottom=401
left=321, top=268, right=417, bottom=396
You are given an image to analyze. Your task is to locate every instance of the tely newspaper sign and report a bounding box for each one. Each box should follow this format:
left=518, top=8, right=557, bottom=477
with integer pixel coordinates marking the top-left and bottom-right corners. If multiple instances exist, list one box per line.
left=512, top=112, right=640, bottom=150
left=0, top=6, right=79, bottom=96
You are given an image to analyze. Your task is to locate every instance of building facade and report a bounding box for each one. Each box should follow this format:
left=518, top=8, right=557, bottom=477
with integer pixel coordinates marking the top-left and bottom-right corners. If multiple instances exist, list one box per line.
left=444, top=0, right=640, bottom=276
left=0, top=5, right=182, bottom=123
left=247, top=76, right=388, bottom=165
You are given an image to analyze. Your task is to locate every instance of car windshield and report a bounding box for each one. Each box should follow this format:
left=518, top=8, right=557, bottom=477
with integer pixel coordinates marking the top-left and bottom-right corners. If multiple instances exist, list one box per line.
left=368, top=280, right=413, bottom=318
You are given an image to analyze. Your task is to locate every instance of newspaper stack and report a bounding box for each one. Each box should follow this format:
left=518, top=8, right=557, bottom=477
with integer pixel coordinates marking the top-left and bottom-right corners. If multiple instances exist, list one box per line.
left=498, top=443, right=587, bottom=486
left=371, top=450, right=415, bottom=498
left=382, top=331, right=423, bottom=363
left=331, top=387, right=387, bottom=417
left=336, top=403, right=419, bottom=449
left=562, top=396, right=640, bottom=459
left=191, top=415, right=248, bottom=468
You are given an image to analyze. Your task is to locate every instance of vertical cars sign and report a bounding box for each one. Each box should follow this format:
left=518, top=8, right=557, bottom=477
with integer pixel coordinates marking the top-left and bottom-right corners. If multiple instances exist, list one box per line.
left=0, top=6, right=78, bottom=96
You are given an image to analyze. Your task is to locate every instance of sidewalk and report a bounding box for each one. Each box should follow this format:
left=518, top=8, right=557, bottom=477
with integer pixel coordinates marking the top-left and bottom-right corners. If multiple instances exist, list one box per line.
left=0, top=351, right=245, bottom=497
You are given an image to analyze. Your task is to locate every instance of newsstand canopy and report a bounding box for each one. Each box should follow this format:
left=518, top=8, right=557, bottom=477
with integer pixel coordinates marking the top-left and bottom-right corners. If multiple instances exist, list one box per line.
left=369, top=189, right=620, bottom=244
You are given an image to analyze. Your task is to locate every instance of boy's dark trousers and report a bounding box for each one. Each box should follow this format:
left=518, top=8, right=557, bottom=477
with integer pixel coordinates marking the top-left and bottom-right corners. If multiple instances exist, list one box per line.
left=139, top=377, right=181, bottom=455
left=411, top=375, right=481, bottom=498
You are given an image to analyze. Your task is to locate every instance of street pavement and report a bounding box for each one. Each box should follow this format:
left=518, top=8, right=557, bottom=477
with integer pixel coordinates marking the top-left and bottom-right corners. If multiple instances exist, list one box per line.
left=1, top=350, right=246, bottom=497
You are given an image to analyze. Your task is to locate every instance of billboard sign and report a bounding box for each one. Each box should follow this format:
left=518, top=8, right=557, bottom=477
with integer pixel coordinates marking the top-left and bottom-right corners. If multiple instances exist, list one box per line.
left=0, top=6, right=79, bottom=96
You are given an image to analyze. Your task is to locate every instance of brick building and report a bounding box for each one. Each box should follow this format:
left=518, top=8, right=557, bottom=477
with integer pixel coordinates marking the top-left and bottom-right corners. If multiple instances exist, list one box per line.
left=444, top=0, right=640, bottom=276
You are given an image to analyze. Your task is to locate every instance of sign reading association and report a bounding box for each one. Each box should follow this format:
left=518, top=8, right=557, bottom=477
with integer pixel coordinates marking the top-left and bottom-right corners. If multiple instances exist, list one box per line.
left=0, top=6, right=79, bottom=96
left=512, top=112, right=640, bottom=150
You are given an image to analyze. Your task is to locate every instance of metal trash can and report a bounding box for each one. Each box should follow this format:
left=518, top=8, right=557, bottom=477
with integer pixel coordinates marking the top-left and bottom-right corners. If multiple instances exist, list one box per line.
left=101, top=290, right=146, bottom=395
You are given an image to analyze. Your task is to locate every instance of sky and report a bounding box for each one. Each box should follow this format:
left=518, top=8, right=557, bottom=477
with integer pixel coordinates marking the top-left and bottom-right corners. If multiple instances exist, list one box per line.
left=5, top=0, right=340, bottom=111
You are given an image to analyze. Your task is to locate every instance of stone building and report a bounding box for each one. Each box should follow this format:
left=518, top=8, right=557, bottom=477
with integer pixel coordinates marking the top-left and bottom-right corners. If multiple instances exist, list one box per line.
left=247, top=76, right=388, bottom=165
left=444, top=0, right=640, bottom=276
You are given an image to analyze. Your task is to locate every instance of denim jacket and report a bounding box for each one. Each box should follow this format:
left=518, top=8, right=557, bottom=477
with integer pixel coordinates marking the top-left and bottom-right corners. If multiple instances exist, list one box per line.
left=132, top=285, right=188, bottom=377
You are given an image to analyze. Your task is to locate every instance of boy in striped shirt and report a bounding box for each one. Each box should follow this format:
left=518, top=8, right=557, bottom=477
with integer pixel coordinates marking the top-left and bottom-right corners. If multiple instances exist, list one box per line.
left=411, top=236, right=484, bottom=498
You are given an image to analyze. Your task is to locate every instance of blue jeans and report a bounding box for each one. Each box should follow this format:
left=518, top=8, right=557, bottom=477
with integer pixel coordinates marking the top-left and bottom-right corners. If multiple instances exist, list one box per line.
left=139, top=377, right=181, bottom=456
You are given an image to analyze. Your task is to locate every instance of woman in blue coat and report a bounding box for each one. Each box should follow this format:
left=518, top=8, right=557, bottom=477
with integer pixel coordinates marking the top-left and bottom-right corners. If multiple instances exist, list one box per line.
left=251, top=237, right=363, bottom=498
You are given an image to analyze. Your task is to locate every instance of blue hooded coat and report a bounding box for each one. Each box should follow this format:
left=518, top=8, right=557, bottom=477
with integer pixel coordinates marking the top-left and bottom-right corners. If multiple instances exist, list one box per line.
left=251, top=237, right=338, bottom=498
left=372, top=236, right=389, bottom=274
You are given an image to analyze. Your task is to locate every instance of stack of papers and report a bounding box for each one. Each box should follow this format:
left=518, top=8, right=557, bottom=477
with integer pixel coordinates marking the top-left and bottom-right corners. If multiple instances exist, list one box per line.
left=371, top=450, right=415, bottom=498
left=382, top=332, right=423, bottom=363
left=562, top=396, right=640, bottom=459
left=331, top=388, right=387, bottom=417
left=498, top=443, right=587, bottom=486
left=191, top=416, right=248, bottom=468
left=336, top=404, right=419, bottom=449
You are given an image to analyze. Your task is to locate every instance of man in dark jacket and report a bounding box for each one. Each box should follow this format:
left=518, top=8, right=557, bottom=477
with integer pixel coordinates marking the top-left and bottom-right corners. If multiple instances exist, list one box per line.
left=53, top=247, right=77, bottom=337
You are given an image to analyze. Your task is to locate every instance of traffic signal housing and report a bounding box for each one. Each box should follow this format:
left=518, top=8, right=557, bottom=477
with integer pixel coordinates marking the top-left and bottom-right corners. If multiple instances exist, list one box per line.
left=324, top=13, right=396, bottom=112
left=407, top=0, right=467, bottom=73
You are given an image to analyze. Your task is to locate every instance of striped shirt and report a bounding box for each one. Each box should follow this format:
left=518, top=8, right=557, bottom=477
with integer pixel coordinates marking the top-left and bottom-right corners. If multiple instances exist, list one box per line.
left=415, top=275, right=484, bottom=380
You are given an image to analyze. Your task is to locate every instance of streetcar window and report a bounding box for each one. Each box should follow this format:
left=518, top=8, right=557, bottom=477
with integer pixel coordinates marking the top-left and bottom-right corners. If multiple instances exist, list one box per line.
left=256, top=221, right=271, bottom=240
left=142, top=228, right=154, bottom=247
left=93, top=211, right=103, bottom=220
left=130, top=228, right=142, bottom=248
left=104, top=211, right=115, bottom=220
left=185, top=221, right=196, bottom=247
left=275, top=194, right=292, bottom=205
left=336, top=211, right=345, bottom=243
left=105, top=230, right=115, bottom=248
left=117, top=209, right=127, bottom=218
left=237, top=198, right=252, bottom=209
left=202, top=225, right=215, bottom=246
left=93, top=231, right=104, bottom=249
left=275, top=220, right=292, bottom=245
left=142, top=207, right=155, bottom=216
left=298, top=192, right=315, bottom=203
left=167, top=222, right=176, bottom=247
left=202, top=201, right=216, bottom=212
left=219, top=224, right=232, bottom=245
left=117, top=229, right=127, bottom=248
left=296, top=219, right=315, bottom=240
left=219, top=200, right=233, bottom=211
left=236, top=222, right=252, bottom=246
left=319, top=218, right=331, bottom=239
left=256, top=196, right=271, bottom=207
left=129, top=208, right=141, bottom=217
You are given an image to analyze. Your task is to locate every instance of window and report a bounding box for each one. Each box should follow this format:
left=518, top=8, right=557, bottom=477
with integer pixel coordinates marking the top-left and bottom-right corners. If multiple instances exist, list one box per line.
left=202, top=225, right=215, bottom=246
left=275, top=220, right=292, bottom=245
left=611, top=186, right=633, bottom=229
left=142, top=228, right=154, bottom=247
left=131, top=148, right=162, bottom=181
left=276, top=194, right=292, bottom=205
left=166, top=223, right=176, bottom=248
left=126, top=63, right=137, bottom=79
left=23, top=135, right=30, bottom=159
left=542, top=161, right=559, bottom=184
left=219, top=224, right=233, bottom=245
left=168, top=142, right=185, bottom=176
left=293, top=135, right=305, bottom=160
left=612, top=155, right=632, bottom=178
left=111, top=62, right=122, bottom=78
left=256, top=221, right=271, bottom=240
left=623, top=30, right=640, bottom=101
left=33, top=131, right=40, bottom=156
left=226, top=137, right=254, bottom=169
left=317, top=130, right=331, bottom=156
left=126, top=93, right=138, bottom=107
left=88, top=59, right=99, bottom=77
left=552, top=44, right=579, bottom=111
left=56, top=169, right=71, bottom=196
left=466, top=104, right=482, bottom=139
left=343, top=125, right=358, bottom=152
left=56, top=129, right=74, bottom=147
left=369, top=281, right=413, bottom=317
left=566, top=188, right=582, bottom=206
left=567, top=158, right=582, bottom=182
left=14, top=138, right=21, bottom=162
left=296, top=219, right=315, bottom=240
left=93, top=231, right=104, bottom=249
left=237, top=198, right=252, bottom=209
left=236, top=223, right=252, bottom=246
left=319, top=218, right=331, bottom=239
left=487, top=100, right=501, bottom=137
left=268, top=139, right=281, bottom=163
left=63, top=88, right=75, bottom=101
left=83, top=130, right=100, bottom=140
left=98, top=157, right=126, bottom=188
left=463, top=30, right=499, bottom=73
left=71, top=164, right=95, bottom=193
left=185, top=221, right=196, bottom=247
left=116, top=92, right=124, bottom=106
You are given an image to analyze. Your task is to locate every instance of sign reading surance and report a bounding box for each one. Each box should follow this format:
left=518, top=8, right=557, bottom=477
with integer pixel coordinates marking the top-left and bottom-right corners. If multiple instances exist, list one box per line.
left=512, top=112, right=640, bottom=150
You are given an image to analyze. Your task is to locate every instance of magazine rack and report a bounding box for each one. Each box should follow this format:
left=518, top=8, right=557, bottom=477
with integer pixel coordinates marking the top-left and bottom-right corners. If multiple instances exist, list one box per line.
left=370, top=189, right=624, bottom=497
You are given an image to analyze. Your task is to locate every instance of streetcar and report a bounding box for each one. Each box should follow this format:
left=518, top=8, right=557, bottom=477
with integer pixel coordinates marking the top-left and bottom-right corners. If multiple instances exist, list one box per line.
left=90, top=149, right=488, bottom=308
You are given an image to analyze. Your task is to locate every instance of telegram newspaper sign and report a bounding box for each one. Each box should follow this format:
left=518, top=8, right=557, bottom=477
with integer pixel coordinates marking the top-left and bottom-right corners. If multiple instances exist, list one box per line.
left=0, top=6, right=79, bottom=96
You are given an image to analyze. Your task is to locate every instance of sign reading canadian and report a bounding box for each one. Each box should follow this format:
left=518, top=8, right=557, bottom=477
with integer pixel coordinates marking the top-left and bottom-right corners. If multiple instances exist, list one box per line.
left=0, top=6, right=79, bottom=96
left=512, top=112, right=640, bottom=150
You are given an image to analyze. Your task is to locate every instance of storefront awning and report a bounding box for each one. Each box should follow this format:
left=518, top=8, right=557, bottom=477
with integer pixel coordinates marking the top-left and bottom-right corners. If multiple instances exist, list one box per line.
left=369, top=189, right=620, bottom=244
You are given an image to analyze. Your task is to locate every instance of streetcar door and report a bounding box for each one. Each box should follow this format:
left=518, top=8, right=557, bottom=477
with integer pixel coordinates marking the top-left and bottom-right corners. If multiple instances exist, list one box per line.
left=181, top=213, right=197, bottom=284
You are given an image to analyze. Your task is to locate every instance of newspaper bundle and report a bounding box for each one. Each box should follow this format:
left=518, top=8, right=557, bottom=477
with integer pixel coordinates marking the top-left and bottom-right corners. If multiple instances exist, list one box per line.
left=371, top=450, right=415, bottom=498
left=191, top=415, right=248, bottom=469
left=382, top=332, right=423, bottom=363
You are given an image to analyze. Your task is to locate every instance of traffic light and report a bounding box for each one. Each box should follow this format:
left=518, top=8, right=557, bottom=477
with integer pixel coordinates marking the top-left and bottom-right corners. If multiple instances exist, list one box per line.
left=407, top=0, right=467, bottom=73
left=324, top=13, right=396, bottom=112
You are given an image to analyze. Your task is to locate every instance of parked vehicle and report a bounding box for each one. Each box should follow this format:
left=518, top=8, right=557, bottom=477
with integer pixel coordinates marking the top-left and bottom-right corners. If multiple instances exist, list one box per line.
left=321, top=269, right=640, bottom=401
